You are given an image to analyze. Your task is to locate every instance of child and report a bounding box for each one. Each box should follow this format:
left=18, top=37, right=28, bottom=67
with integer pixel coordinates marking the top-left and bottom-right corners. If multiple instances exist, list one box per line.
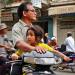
left=11, top=25, right=70, bottom=61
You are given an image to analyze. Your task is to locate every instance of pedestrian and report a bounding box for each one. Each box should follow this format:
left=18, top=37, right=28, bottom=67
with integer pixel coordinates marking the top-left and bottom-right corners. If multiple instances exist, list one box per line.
left=64, top=32, right=75, bottom=53
left=11, top=2, right=46, bottom=75
left=0, top=23, right=12, bottom=75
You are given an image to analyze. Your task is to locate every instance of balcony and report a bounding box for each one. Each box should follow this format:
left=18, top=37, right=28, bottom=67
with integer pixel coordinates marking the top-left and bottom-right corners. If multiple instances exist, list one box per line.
left=50, top=0, right=75, bottom=6
left=51, top=0, right=75, bottom=2
left=48, top=0, right=75, bottom=15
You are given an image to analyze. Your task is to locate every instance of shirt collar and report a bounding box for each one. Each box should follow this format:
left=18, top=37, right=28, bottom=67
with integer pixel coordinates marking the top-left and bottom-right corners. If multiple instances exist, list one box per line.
left=19, top=19, right=33, bottom=27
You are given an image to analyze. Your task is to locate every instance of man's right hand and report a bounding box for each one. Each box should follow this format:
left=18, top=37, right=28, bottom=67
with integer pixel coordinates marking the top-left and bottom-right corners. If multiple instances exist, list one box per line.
left=4, top=45, right=11, bottom=50
left=35, top=46, right=46, bottom=54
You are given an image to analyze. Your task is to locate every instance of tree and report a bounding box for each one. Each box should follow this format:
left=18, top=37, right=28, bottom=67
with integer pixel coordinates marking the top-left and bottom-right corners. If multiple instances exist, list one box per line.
left=1, top=0, right=13, bottom=5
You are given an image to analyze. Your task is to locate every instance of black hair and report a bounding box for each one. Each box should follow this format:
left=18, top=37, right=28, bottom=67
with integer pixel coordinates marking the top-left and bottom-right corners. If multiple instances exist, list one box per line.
left=67, top=32, right=72, bottom=37
left=17, top=2, right=32, bottom=19
left=26, top=25, right=44, bottom=42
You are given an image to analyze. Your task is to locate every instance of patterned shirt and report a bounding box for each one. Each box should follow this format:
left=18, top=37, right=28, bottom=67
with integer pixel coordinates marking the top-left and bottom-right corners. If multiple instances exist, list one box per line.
left=12, top=20, right=32, bottom=47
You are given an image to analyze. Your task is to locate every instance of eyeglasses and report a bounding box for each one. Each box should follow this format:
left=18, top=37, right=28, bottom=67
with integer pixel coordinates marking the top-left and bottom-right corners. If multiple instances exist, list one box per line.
left=28, top=9, right=36, bottom=12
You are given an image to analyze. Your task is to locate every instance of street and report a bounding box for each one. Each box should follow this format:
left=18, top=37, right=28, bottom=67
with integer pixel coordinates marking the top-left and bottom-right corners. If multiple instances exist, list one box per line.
left=54, top=69, right=75, bottom=75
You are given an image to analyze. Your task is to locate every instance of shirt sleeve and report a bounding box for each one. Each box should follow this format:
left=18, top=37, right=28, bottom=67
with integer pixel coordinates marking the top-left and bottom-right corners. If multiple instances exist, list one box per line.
left=16, top=49, right=24, bottom=56
left=12, top=26, right=24, bottom=47
left=44, top=44, right=54, bottom=51
left=38, top=43, right=54, bottom=51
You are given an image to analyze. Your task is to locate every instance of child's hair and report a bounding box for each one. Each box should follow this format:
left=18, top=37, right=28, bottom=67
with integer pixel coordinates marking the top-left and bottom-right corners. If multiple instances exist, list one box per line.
left=26, top=25, right=44, bottom=42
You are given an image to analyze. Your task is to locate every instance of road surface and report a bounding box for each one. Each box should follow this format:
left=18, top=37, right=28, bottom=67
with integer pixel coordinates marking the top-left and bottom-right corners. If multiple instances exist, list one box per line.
left=54, top=69, right=75, bottom=75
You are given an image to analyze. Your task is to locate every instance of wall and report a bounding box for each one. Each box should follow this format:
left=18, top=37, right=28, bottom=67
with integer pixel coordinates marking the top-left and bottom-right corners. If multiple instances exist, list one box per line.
left=48, top=17, right=53, bottom=38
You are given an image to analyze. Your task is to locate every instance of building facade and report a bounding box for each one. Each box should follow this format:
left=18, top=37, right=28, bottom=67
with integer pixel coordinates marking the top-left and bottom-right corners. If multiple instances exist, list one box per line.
left=48, top=0, right=75, bottom=45
left=1, top=0, right=75, bottom=45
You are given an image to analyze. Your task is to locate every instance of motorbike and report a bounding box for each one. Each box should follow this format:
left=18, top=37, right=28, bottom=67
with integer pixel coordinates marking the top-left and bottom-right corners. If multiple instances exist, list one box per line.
left=22, top=51, right=56, bottom=75
left=51, top=52, right=75, bottom=72
left=7, top=51, right=56, bottom=75
left=6, top=51, right=57, bottom=75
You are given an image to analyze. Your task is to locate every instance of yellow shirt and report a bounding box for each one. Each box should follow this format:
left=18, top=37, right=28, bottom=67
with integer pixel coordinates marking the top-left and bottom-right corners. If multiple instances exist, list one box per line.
left=16, top=43, right=54, bottom=56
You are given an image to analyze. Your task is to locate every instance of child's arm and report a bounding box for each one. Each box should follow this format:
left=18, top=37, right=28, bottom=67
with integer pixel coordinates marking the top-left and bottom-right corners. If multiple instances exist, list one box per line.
left=11, top=50, right=23, bottom=60
left=39, top=43, right=71, bottom=61
left=52, top=49, right=71, bottom=61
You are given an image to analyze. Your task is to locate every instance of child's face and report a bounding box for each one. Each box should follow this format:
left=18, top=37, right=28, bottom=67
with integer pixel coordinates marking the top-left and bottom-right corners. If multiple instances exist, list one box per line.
left=26, top=30, right=36, bottom=45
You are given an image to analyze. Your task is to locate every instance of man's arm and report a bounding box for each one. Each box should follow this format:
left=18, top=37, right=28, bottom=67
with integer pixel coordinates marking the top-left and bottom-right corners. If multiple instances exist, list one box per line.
left=16, top=40, right=35, bottom=52
left=0, top=44, right=11, bottom=50
left=16, top=40, right=46, bottom=53
left=0, top=44, right=5, bottom=47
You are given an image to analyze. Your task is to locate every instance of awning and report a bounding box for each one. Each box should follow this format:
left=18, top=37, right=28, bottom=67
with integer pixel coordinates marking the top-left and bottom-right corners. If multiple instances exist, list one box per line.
left=48, top=5, right=75, bottom=15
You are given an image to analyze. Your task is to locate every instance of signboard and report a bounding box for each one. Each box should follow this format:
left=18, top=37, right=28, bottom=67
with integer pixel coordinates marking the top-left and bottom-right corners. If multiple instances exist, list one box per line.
left=1, top=11, right=13, bottom=21
left=11, top=8, right=18, bottom=13
left=31, top=0, right=42, bottom=8
left=48, top=5, right=75, bottom=15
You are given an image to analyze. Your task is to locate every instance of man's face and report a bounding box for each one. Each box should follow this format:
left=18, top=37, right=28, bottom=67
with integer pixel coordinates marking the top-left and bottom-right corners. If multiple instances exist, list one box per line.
left=23, top=4, right=37, bottom=22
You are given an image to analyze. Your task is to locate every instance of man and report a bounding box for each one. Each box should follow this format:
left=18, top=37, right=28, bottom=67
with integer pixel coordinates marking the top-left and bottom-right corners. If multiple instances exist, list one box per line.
left=12, top=2, right=46, bottom=54
left=64, top=32, right=75, bottom=52
left=11, top=2, right=46, bottom=75
left=0, top=23, right=11, bottom=75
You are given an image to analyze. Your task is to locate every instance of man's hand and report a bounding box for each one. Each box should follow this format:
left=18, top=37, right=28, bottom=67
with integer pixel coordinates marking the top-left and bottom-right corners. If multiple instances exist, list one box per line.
left=35, top=46, right=46, bottom=54
left=4, top=45, right=11, bottom=50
